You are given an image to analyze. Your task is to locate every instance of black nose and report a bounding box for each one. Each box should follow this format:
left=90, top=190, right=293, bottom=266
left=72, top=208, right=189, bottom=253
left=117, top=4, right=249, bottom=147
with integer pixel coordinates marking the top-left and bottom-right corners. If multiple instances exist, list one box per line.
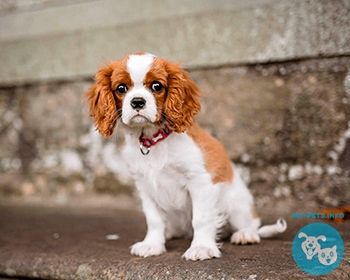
left=130, top=97, right=146, bottom=111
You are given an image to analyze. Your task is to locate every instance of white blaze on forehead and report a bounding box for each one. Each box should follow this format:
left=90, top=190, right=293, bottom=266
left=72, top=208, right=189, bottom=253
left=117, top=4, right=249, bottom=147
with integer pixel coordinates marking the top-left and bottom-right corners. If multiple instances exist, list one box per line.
left=127, top=53, right=155, bottom=85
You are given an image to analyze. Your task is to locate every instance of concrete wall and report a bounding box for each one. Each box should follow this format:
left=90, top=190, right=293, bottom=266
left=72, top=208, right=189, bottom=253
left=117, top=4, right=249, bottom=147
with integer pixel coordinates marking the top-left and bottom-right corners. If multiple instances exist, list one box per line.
left=0, top=0, right=349, bottom=210
left=1, top=0, right=349, bottom=85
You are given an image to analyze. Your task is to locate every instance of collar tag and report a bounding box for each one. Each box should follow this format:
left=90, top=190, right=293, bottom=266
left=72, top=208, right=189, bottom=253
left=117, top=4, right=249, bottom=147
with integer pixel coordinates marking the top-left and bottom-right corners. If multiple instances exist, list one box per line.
left=139, top=126, right=172, bottom=155
left=139, top=144, right=151, bottom=155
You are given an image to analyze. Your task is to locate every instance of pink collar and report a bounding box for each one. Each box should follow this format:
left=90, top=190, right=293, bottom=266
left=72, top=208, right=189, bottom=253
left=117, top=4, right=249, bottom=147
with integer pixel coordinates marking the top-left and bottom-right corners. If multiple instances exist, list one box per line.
left=139, top=126, right=172, bottom=155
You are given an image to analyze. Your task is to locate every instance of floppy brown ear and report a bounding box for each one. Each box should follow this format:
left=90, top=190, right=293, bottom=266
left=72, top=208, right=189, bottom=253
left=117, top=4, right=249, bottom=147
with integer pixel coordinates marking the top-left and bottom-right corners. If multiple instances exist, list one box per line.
left=164, top=62, right=201, bottom=133
left=84, top=64, right=118, bottom=138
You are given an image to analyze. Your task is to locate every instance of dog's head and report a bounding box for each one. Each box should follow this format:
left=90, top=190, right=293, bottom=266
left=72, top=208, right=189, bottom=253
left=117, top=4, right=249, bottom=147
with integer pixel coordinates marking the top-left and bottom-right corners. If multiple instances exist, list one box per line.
left=85, top=52, right=201, bottom=137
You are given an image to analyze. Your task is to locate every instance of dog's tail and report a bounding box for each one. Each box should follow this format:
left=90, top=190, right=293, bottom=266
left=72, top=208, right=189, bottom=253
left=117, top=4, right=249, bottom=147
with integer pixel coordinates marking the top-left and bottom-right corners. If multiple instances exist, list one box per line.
left=257, top=218, right=287, bottom=238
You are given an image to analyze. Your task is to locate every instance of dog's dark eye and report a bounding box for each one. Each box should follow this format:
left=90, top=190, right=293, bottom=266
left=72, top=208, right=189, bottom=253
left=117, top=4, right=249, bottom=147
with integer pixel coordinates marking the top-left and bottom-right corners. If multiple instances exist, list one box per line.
left=116, top=83, right=128, bottom=94
left=150, top=81, right=163, bottom=93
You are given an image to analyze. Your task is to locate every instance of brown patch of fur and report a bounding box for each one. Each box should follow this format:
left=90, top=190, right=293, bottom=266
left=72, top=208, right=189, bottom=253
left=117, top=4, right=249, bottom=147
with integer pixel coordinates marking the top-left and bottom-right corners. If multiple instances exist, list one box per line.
left=162, top=59, right=201, bottom=133
left=84, top=57, right=131, bottom=138
left=188, top=123, right=233, bottom=184
left=144, top=57, right=169, bottom=125
left=144, top=56, right=201, bottom=132
left=251, top=206, right=260, bottom=219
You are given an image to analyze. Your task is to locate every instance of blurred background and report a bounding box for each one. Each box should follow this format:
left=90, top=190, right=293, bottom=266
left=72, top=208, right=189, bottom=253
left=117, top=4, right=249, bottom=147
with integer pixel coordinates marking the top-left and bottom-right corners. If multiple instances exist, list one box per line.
left=0, top=0, right=349, bottom=213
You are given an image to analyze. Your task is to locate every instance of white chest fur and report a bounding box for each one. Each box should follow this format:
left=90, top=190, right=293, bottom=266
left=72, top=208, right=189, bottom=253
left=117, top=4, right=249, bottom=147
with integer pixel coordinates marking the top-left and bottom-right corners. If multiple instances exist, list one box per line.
left=122, top=132, right=207, bottom=211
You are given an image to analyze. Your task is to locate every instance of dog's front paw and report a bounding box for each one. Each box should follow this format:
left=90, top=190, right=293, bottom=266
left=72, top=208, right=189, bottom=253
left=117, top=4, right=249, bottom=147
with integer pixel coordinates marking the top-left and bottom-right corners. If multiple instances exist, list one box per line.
left=231, top=229, right=261, bottom=245
left=130, top=241, right=166, bottom=258
left=182, top=245, right=221, bottom=261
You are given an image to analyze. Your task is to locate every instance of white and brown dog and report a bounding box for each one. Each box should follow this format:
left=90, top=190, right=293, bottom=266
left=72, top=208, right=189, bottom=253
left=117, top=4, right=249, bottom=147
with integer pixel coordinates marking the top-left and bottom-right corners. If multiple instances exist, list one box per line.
left=85, top=52, right=287, bottom=261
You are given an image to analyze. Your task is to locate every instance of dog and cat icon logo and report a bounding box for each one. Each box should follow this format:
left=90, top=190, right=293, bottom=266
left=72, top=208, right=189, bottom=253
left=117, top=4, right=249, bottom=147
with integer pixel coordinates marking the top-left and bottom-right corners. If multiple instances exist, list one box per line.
left=292, top=223, right=344, bottom=275
left=298, top=232, right=337, bottom=265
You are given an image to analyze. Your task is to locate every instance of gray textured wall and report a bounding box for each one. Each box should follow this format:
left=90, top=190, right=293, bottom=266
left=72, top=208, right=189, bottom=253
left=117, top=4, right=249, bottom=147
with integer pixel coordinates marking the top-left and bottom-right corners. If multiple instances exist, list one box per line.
left=0, top=0, right=349, bottom=210
left=1, top=0, right=349, bottom=85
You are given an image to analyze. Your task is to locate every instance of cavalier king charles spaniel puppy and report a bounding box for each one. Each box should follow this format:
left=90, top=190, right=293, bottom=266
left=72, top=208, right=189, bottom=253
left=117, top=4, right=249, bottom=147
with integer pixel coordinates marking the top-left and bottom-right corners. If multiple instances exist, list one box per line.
left=85, top=52, right=287, bottom=261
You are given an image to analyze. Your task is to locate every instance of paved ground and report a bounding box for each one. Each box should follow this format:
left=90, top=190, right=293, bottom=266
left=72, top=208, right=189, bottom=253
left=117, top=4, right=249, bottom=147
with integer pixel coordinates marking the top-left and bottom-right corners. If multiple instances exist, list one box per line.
left=0, top=202, right=349, bottom=280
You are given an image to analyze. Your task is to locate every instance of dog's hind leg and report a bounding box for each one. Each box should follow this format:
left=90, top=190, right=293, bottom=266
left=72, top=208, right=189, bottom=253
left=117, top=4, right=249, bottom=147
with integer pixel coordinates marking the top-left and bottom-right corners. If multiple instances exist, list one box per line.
left=230, top=217, right=261, bottom=244
left=221, top=167, right=287, bottom=244
left=220, top=170, right=262, bottom=244
left=228, top=205, right=262, bottom=245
